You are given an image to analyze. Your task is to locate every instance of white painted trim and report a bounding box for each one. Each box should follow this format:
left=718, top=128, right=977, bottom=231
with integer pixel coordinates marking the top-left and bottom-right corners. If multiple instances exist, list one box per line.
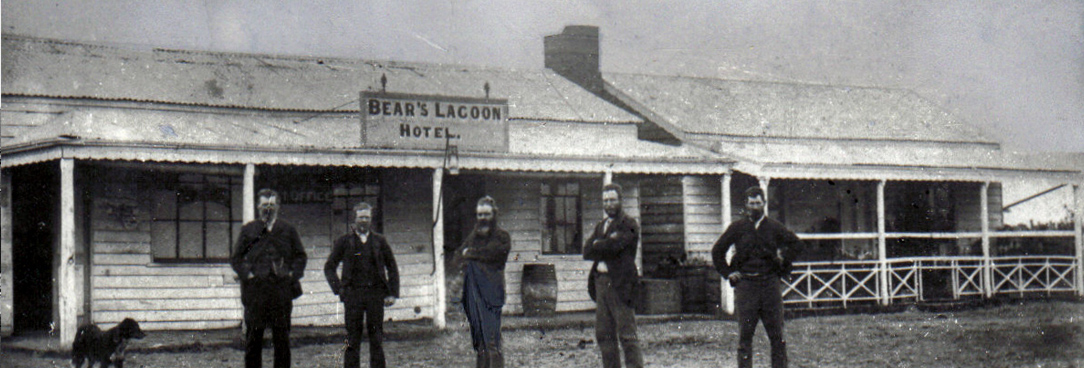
left=243, top=164, right=255, bottom=224
left=1, top=169, right=13, bottom=336
left=720, top=173, right=734, bottom=315
left=981, top=182, right=993, bottom=297
left=431, top=169, right=446, bottom=329
left=1074, top=184, right=1083, bottom=296
left=876, top=179, right=888, bottom=306
left=59, top=158, right=77, bottom=345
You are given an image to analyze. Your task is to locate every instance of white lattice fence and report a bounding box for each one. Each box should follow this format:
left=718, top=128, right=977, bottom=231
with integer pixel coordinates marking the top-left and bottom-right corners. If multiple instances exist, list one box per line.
left=991, top=256, right=1077, bottom=296
left=783, top=261, right=880, bottom=307
left=779, top=256, right=1078, bottom=308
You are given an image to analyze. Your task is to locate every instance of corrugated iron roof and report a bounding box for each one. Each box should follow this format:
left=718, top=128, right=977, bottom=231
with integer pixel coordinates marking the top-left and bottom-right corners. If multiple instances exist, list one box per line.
left=1, top=107, right=730, bottom=174
left=2, top=35, right=640, bottom=123
left=3, top=35, right=724, bottom=173
left=599, top=72, right=1084, bottom=179
left=715, top=138, right=1082, bottom=179
left=604, top=72, right=995, bottom=144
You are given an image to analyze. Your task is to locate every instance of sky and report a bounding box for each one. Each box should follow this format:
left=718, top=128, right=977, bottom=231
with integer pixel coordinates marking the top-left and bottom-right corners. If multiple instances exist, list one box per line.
left=3, top=0, right=1082, bottom=153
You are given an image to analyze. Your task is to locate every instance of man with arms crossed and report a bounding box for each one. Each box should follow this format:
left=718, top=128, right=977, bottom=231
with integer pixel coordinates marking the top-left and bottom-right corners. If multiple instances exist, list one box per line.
left=584, top=183, right=643, bottom=368
left=453, top=196, right=512, bottom=368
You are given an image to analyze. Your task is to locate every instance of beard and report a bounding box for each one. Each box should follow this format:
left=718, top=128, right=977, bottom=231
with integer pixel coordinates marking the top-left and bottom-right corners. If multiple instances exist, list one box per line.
left=477, top=219, right=493, bottom=235
left=604, top=207, right=620, bottom=218
left=259, top=208, right=276, bottom=222
left=747, top=209, right=764, bottom=219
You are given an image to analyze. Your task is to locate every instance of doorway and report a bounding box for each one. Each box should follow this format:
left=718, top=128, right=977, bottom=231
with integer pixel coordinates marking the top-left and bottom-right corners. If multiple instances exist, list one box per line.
left=11, top=162, right=58, bottom=334
left=442, top=174, right=487, bottom=255
left=440, top=173, right=486, bottom=316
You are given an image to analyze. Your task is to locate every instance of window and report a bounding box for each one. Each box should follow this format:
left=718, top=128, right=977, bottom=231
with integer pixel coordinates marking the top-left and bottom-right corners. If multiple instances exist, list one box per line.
left=331, top=182, right=382, bottom=234
left=541, top=180, right=582, bottom=254
left=150, top=174, right=242, bottom=262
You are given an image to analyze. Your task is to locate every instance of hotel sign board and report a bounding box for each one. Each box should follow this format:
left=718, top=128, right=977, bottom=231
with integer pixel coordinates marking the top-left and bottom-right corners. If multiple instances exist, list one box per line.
left=361, top=92, right=509, bottom=152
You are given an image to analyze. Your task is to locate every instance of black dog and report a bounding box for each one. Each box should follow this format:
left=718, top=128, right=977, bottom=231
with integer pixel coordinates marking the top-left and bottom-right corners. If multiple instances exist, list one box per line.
left=71, top=318, right=146, bottom=368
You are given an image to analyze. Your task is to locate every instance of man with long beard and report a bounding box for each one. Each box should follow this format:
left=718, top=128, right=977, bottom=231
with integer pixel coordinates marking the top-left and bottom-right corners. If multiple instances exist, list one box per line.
left=230, top=189, right=308, bottom=368
left=453, top=196, right=511, bottom=368
left=584, top=183, right=643, bottom=368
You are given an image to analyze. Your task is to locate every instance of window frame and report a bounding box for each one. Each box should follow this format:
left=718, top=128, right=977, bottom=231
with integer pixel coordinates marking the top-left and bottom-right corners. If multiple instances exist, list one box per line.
left=540, top=179, right=584, bottom=255
left=149, top=173, right=243, bottom=264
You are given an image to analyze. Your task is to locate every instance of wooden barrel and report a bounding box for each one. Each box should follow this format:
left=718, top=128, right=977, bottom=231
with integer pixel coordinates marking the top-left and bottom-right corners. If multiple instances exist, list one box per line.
left=637, top=278, right=681, bottom=315
left=679, top=266, right=721, bottom=314
left=521, top=264, right=557, bottom=317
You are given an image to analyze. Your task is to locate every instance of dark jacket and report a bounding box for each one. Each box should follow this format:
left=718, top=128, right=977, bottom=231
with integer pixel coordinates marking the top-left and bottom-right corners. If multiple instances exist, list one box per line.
left=583, top=211, right=640, bottom=307
left=453, top=226, right=512, bottom=307
left=230, top=219, right=308, bottom=302
left=711, top=216, right=803, bottom=279
left=324, top=231, right=400, bottom=299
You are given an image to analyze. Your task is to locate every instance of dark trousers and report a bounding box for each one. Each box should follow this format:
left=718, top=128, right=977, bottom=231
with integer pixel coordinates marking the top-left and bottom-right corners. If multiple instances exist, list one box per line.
left=243, top=281, right=293, bottom=368
left=594, top=274, right=643, bottom=368
left=735, top=275, right=787, bottom=368
left=343, top=292, right=386, bottom=368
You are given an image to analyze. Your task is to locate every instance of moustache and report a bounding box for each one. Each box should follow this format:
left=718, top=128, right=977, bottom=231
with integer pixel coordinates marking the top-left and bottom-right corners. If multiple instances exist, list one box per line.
left=259, top=208, right=277, bottom=220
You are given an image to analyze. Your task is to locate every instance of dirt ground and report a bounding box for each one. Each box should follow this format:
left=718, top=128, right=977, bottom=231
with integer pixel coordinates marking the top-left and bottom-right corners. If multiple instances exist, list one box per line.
left=5, top=301, right=1082, bottom=368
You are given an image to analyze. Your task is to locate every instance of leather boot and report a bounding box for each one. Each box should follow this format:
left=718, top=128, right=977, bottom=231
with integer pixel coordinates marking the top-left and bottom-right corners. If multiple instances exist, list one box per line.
left=486, top=343, right=503, bottom=368
left=476, top=349, right=488, bottom=368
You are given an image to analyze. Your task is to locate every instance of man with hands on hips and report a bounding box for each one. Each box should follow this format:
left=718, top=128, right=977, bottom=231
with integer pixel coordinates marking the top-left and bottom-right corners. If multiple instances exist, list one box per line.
left=712, top=186, right=803, bottom=368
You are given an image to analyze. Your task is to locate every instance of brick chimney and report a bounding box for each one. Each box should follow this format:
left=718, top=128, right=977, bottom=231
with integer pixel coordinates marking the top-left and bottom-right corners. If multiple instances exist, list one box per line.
left=545, top=26, right=682, bottom=145
left=544, top=26, right=603, bottom=93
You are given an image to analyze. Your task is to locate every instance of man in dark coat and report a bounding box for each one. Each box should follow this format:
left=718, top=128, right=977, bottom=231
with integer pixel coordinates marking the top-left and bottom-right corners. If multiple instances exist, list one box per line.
left=711, top=186, right=803, bottom=368
left=324, top=201, right=400, bottom=368
left=231, top=189, right=308, bottom=368
left=583, top=183, right=643, bottom=368
left=453, top=196, right=511, bottom=368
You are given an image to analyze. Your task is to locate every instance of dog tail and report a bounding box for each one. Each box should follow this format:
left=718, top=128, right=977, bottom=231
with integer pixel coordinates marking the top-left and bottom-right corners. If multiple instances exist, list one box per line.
left=73, top=325, right=90, bottom=349
left=72, top=325, right=88, bottom=366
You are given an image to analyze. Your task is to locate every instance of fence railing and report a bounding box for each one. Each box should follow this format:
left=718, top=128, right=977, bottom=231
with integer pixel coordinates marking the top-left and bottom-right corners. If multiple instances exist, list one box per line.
left=782, top=255, right=1079, bottom=307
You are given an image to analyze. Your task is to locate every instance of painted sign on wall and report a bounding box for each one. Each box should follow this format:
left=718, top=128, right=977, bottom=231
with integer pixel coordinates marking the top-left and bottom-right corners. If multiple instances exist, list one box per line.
left=361, top=92, right=509, bottom=152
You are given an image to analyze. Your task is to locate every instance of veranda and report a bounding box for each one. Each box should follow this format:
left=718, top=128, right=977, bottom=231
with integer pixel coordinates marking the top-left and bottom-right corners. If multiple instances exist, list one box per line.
left=713, top=174, right=1083, bottom=312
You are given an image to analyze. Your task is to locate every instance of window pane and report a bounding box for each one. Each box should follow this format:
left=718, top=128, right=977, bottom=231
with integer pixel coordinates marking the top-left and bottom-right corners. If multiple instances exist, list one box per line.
left=151, top=221, right=176, bottom=259
left=350, top=186, right=365, bottom=196
left=206, top=222, right=231, bottom=259
left=231, top=222, right=242, bottom=251
left=563, top=198, right=577, bottom=225
left=541, top=228, right=553, bottom=253
left=179, top=201, right=204, bottom=221
left=178, top=222, right=204, bottom=258
left=231, top=185, right=243, bottom=221
left=206, top=200, right=229, bottom=221
left=554, top=198, right=566, bottom=225
left=178, top=173, right=202, bottom=183
left=151, top=190, right=177, bottom=220
left=555, top=226, right=566, bottom=253
left=568, top=182, right=579, bottom=195
left=541, top=182, right=551, bottom=196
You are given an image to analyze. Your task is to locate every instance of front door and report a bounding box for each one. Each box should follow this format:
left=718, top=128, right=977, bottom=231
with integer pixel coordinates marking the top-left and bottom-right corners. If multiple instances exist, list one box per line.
left=12, top=162, right=58, bottom=334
